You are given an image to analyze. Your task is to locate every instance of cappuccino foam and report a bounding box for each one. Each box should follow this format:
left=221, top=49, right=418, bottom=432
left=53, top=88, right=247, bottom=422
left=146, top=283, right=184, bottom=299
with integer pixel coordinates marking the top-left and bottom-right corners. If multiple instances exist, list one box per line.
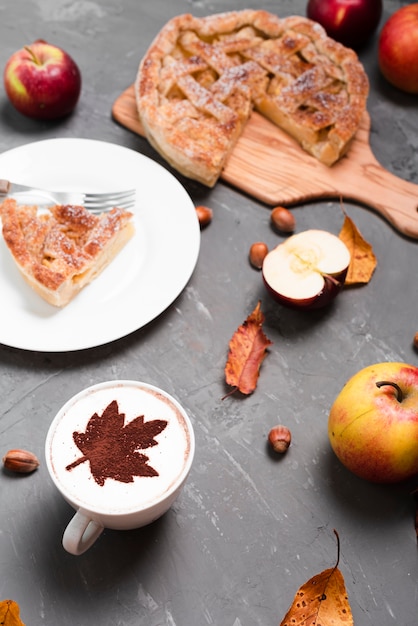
left=47, top=381, right=192, bottom=515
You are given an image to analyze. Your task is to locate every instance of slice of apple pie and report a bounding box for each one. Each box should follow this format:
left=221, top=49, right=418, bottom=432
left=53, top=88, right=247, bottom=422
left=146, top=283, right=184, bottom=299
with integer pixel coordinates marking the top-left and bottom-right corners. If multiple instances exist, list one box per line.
left=0, top=198, right=134, bottom=307
left=136, top=10, right=369, bottom=187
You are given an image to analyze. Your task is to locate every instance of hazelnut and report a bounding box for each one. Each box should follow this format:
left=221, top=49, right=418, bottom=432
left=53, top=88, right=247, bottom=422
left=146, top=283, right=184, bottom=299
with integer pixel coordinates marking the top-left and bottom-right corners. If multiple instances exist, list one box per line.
left=270, top=206, right=295, bottom=233
left=249, top=242, right=269, bottom=269
left=268, top=425, right=291, bottom=453
left=2, top=449, right=40, bottom=473
left=413, top=332, right=418, bottom=350
left=195, top=205, right=213, bottom=228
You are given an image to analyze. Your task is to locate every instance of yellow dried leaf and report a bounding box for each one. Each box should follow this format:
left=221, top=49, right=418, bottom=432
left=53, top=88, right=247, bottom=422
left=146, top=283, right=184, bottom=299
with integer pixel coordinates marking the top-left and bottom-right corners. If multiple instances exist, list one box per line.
left=0, top=600, right=26, bottom=626
left=280, top=566, right=353, bottom=626
left=339, top=215, right=377, bottom=285
left=280, top=531, right=353, bottom=626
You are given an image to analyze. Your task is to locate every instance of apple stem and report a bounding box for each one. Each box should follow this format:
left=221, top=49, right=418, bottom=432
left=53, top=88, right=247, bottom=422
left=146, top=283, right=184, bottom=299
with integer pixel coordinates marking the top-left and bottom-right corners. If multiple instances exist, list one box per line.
left=24, top=46, right=40, bottom=65
left=375, top=380, right=403, bottom=403
left=323, top=273, right=342, bottom=288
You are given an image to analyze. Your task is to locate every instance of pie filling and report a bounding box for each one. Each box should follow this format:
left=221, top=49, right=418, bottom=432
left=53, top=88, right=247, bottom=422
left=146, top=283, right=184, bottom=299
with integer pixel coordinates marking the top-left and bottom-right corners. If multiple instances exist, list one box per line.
left=136, top=10, right=369, bottom=187
left=0, top=198, right=135, bottom=307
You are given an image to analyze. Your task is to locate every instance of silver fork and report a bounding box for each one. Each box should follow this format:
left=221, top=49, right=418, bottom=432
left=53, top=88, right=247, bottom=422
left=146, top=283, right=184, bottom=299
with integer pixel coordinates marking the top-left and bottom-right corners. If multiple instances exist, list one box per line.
left=0, top=179, right=136, bottom=214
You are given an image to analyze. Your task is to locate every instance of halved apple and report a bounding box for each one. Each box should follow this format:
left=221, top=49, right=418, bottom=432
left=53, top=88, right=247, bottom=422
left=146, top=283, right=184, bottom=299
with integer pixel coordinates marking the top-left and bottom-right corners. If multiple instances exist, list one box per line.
left=262, top=229, right=350, bottom=309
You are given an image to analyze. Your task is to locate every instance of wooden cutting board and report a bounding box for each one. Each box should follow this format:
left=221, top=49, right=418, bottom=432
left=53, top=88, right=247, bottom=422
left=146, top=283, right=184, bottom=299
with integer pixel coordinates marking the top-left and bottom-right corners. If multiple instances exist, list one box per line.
left=112, top=85, right=418, bottom=239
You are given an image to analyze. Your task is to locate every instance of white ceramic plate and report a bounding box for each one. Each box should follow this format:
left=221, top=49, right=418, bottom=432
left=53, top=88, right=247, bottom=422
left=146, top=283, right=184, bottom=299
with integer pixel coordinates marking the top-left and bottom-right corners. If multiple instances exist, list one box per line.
left=0, top=138, right=200, bottom=352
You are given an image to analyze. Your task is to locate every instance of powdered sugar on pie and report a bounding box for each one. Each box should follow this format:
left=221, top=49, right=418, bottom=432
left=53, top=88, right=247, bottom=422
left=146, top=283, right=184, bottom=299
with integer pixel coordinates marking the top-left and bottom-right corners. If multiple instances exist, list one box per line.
left=0, top=198, right=134, bottom=307
left=136, top=10, right=369, bottom=187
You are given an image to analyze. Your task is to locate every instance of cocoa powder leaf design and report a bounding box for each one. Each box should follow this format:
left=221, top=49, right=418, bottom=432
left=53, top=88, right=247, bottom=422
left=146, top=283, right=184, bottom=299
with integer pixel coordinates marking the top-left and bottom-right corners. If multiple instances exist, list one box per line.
left=339, top=214, right=377, bottom=285
left=280, top=531, right=353, bottom=626
left=0, top=600, right=26, bottom=626
left=224, top=300, right=272, bottom=395
left=66, top=400, right=167, bottom=486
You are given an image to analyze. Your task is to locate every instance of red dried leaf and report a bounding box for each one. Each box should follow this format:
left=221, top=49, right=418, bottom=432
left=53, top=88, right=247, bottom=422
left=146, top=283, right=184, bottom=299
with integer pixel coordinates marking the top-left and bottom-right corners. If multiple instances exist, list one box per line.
left=0, top=600, right=25, bottom=626
left=224, top=301, right=272, bottom=395
left=65, top=400, right=167, bottom=486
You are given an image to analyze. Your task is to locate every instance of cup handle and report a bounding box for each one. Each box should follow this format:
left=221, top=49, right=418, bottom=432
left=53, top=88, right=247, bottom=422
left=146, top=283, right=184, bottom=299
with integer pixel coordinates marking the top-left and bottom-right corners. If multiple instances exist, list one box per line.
left=62, top=510, right=104, bottom=555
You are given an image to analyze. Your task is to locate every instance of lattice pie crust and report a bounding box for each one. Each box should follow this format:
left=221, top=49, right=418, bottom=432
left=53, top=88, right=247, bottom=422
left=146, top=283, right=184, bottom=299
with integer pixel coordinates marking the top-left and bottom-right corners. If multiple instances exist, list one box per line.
left=136, top=10, right=369, bottom=187
left=0, top=198, right=134, bottom=307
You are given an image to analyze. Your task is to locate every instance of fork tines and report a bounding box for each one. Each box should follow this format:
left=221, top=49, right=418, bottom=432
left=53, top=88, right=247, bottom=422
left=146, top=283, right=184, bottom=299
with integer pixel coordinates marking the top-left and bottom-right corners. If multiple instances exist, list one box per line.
left=83, top=189, right=137, bottom=213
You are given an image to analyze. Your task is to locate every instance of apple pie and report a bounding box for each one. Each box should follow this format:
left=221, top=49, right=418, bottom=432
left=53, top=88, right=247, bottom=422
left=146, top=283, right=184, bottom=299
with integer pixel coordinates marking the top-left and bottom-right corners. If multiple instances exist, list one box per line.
left=0, top=198, right=134, bottom=307
left=135, top=10, right=369, bottom=187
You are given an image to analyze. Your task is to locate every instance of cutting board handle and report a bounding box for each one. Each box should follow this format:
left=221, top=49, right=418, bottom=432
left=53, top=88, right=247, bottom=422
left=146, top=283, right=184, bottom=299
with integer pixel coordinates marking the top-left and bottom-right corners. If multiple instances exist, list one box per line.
left=112, top=87, right=418, bottom=239
left=331, top=127, right=418, bottom=239
left=222, top=111, right=418, bottom=239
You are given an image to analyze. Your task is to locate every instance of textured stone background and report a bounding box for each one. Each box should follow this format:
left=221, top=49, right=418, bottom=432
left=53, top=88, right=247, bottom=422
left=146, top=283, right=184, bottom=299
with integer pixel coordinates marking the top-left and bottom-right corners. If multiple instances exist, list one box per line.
left=0, top=1, right=417, bottom=625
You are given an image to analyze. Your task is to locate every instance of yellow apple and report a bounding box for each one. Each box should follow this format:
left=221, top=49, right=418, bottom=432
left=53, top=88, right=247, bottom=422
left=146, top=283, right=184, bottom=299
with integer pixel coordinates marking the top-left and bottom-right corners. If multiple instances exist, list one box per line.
left=328, top=362, right=418, bottom=483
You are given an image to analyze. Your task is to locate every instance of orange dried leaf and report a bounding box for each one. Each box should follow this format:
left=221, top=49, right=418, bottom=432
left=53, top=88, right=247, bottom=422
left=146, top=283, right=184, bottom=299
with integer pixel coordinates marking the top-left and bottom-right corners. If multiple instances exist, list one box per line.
left=339, top=215, right=377, bottom=285
left=224, top=301, right=272, bottom=395
left=280, top=531, right=353, bottom=626
left=280, top=566, right=353, bottom=626
left=0, top=600, right=26, bottom=626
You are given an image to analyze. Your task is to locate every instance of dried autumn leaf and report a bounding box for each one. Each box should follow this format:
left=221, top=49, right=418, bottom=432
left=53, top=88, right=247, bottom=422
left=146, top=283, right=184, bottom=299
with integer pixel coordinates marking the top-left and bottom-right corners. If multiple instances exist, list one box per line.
left=0, top=600, right=25, bottom=626
left=280, top=531, right=353, bottom=626
left=339, top=214, right=377, bottom=285
left=224, top=301, right=272, bottom=395
left=65, top=400, right=167, bottom=486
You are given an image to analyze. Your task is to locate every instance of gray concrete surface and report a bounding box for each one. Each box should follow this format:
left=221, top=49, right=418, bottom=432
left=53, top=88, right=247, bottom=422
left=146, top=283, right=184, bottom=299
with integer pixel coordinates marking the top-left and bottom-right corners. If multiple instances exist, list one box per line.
left=0, top=1, right=417, bottom=624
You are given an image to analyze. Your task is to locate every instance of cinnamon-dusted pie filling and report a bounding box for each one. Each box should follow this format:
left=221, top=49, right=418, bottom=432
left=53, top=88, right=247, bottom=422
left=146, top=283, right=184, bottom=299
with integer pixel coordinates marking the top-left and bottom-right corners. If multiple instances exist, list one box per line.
left=0, top=198, right=134, bottom=307
left=136, top=10, right=369, bottom=187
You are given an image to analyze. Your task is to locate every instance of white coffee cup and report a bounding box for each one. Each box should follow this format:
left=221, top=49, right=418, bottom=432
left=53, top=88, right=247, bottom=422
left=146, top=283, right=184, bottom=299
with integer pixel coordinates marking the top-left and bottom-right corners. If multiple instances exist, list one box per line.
left=45, top=380, right=195, bottom=555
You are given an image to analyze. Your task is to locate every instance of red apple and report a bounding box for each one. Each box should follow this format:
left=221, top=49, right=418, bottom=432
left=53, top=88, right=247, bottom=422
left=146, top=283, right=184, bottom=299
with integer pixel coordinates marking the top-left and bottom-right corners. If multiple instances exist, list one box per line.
left=3, top=39, right=81, bottom=119
left=378, top=4, right=418, bottom=94
left=328, top=362, right=418, bottom=483
left=262, top=229, right=350, bottom=309
left=307, top=0, right=383, bottom=49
